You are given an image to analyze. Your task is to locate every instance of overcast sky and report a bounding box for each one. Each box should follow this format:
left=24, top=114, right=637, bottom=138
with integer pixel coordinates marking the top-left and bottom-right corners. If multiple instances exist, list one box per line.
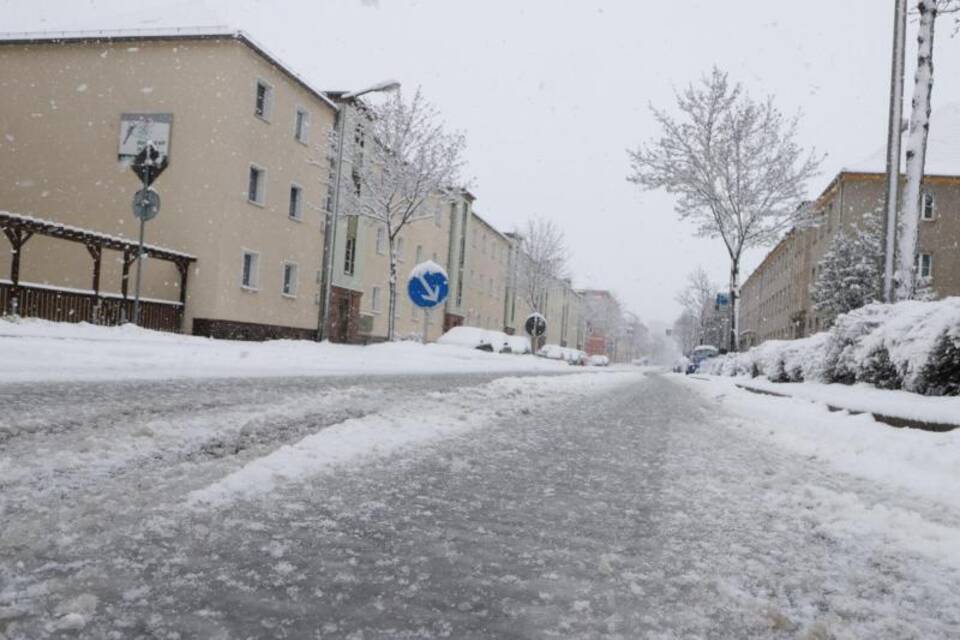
left=4, top=0, right=960, bottom=326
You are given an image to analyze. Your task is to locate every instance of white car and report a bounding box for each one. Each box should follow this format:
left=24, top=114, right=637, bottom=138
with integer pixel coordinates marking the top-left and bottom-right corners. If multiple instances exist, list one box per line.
left=586, top=354, right=610, bottom=367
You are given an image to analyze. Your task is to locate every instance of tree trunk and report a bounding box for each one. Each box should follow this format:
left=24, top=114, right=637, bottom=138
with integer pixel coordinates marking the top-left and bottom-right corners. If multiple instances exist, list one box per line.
left=387, top=236, right=398, bottom=341
left=729, top=260, right=739, bottom=352
left=896, top=0, right=938, bottom=301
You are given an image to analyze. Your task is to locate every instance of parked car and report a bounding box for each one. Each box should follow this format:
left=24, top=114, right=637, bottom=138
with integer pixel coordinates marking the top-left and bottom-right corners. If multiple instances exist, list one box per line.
left=538, top=344, right=587, bottom=365
left=586, top=354, right=610, bottom=367
left=685, top=345, right=719, bottom=374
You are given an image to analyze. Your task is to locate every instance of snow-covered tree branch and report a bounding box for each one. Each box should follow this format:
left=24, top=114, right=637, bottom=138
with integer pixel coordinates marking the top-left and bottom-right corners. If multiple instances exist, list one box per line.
left=810, top=212, right=883, bottom=324
left=334, top=88, right=467, bottom=340
left=628, top=68, right=822, bottom=351
left=674, top=266, right=717, bottom=347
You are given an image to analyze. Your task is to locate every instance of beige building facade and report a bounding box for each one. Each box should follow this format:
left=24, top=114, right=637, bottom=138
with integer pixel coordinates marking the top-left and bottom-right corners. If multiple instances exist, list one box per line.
left=0, top=28, right=336, bottom=339
left=1, top=28, right=598, bottom=346
left=740, top=171, right=960, bottom=348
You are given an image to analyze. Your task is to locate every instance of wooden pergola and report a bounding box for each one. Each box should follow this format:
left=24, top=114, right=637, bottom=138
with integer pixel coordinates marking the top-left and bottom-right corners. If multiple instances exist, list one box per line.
left=1, top=211, right=196, bottom=328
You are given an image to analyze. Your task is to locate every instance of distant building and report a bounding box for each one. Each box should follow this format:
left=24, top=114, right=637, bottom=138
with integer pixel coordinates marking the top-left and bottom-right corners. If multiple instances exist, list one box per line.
left=740, top=106, right=960, bottom=348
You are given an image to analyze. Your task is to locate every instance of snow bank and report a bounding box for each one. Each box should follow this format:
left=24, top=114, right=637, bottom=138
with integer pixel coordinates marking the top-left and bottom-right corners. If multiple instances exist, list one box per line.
left=0, top=318, right=572, bottom=383
left=681, top=375, right=960, bottom=516
left=704, top=298, right=960, bottom=395
left=188, top=370, right=644, bottom=506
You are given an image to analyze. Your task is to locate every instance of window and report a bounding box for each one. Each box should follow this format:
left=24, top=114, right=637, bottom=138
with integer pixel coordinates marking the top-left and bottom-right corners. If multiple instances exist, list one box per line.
left=344, top=216, right=358, bottom=276
left=434, top=203, right=443, bottom=226
left=371, top=286, right=381, bottom=312
left=288, top=184, right=303, bottom=220
left=248, top=165, right=265, bottom=205
left=241, top=251, right=260, bottom=290
left=396, top=237, right=405, bottom=262
left=922, top=192, right=936, bottom=220
left=416, top=245, right=424, bottom=264
left=918, top=253, right=933, bottom=278
left=254, top=80, right=273, bottom=120
left=281, top=262, right=299, bottom=297
left=294, top=107, right=310, bottom=143
left=376, top=227, right=386, bottom=255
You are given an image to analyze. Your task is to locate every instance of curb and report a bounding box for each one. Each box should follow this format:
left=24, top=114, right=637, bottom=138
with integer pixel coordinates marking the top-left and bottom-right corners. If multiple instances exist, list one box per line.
left=732, top=382, right=958, bottom=433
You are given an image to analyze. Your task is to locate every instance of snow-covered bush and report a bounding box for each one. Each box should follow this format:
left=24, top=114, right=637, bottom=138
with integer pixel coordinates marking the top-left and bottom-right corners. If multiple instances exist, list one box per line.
left=698, top=298, right=960, bottom=396
left=918, top=329, right=960, bottom=396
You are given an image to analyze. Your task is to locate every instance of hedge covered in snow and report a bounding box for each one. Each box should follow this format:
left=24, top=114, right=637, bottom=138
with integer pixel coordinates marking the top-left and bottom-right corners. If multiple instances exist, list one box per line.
left=701, top=298, right=960, bottom=396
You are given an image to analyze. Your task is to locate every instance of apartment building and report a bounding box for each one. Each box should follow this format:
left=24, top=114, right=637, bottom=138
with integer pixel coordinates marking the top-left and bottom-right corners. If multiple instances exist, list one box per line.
left=463, top=211, right=511, bottom=332
left=0, top=27, right=603, bottom=347
left=740, top=167, right=960, bottom=348
left=543, top=279, right=584, bottom=349
left=579, top=289, right=620, bottom=357
left=353, top=192, right=455, bottom=342
left=0, top=28, right=336, bottom=339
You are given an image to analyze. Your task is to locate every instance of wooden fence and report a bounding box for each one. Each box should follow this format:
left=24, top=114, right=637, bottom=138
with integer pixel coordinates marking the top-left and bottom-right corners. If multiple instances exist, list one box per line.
left=1, top=282, right=182, bottom=333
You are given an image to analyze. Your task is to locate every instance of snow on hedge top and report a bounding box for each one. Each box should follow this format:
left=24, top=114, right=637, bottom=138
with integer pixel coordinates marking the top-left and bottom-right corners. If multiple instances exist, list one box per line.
left=408, top=259, right=447, bottom=280
left=844, top=103, right=960, bottom=175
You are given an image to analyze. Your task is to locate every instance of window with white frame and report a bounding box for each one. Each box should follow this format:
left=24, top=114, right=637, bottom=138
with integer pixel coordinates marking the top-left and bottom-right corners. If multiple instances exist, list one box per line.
left=288, top=184, right=303, bottom=220
left=918, top=253, right=933, bottom=278
left=396, top=237, right=405, bottom=261
left=241, top=251, right=260, bottom=289
left=376, top=227, right=386, bottom=255
left=344, top=216, right=358, bottom=276
left=922, top=191, right=936, bottom=220
left=254, top=80, right=273, bottom=120
left=434, top=203, right=443, bottom=226
left=294, top=107, right=310, bottom=143
left=248, top=165, right=265, bottom=205
left=281, top=261, right=299, bottom=297
left=416, top=245, right=424, bottom=264
left=371, top=286, right=381, bottom=312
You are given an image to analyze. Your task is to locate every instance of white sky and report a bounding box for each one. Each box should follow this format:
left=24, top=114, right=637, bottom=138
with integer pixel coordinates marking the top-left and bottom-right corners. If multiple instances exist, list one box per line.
left=4, top=0, right=959, bottom=325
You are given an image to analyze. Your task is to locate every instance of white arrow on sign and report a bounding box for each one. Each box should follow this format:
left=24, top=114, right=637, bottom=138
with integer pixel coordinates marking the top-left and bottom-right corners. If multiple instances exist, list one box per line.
left=417, top=273, right=441, bottom=302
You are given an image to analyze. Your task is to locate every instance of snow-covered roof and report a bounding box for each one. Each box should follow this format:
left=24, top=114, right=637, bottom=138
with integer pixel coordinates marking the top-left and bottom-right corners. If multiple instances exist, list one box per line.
left=843, top=103, right=960, bottom=176
left=0, top=26, right=339, bottom=112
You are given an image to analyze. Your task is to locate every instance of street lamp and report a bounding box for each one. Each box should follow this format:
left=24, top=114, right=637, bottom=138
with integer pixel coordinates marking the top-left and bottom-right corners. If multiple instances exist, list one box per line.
left=318, top=80, right=400, bottom=341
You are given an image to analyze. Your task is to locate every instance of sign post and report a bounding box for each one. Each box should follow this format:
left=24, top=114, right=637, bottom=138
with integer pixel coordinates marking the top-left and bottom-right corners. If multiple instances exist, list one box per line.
left=524, top=312, right=547, bottom=355
left=129, top=141, right=168, bottom=325
left=407, top=260, right=450, bottom=343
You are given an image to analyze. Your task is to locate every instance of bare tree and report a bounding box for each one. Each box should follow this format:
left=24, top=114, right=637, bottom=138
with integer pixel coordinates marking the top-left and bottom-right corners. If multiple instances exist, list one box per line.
left=336, top=88, right=466, bottom=340
left=895, top=0, right=960, bottom=300
left=628, top=68, right=821, bottom=351
left=675, top=266, right=716, bottom=346
left=515, top=218, right=568, bottom=316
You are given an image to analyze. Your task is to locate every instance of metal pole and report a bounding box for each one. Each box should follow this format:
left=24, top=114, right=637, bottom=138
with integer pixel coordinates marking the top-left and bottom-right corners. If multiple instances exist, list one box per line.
left=132, top=169, right=148, bottom=325
left=132, top=214, right=146, bottom=326
left=422, top=308, right=429, bottom=344
left=318, top=103, right=348, bottom=341
left=882, top=0, right=908, bottom=302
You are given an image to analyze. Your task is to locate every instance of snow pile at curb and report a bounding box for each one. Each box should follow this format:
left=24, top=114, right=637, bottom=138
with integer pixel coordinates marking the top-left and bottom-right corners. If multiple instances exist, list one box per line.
left=703, top=298, right=960, bottom=395
left=187, top=371, right=643, bottom=507
left=0, top=318, right=573, bottom=382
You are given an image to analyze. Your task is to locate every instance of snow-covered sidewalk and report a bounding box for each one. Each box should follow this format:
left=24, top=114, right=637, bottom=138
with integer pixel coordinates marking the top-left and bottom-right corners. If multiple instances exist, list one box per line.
left=677, top=373, right=960, bottom=515
left=0, top=319, right=574, bottom=383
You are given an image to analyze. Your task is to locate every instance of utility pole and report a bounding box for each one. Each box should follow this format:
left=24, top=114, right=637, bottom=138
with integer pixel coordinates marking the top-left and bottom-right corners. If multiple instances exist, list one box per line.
left=317, top=80, right=400, bottom=341
left=882, top=0, right=908, bottom=302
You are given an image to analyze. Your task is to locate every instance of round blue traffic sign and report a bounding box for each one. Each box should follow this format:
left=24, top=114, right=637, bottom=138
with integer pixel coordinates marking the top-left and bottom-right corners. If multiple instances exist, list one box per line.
left=407, top=261, right=449, bottom=309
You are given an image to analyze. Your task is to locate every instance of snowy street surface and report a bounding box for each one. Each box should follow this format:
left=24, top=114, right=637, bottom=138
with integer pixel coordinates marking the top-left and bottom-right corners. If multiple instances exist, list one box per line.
left=3, top=370, right=960, bottom=638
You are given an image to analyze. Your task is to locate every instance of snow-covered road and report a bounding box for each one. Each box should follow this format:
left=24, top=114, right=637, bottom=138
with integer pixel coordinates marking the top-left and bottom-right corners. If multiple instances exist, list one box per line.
left=2, top=371, right=959, bottom=638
